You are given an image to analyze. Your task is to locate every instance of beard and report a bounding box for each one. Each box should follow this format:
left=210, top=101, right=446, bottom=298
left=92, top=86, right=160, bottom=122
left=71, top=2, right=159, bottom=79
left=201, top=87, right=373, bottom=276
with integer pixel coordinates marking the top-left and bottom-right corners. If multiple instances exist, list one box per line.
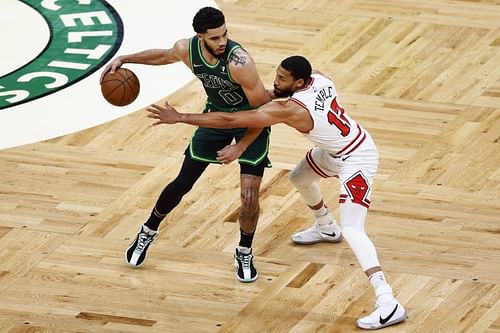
left=203, top=41, right=224, bottom=57
left=273, top=86, right=293, bottom=98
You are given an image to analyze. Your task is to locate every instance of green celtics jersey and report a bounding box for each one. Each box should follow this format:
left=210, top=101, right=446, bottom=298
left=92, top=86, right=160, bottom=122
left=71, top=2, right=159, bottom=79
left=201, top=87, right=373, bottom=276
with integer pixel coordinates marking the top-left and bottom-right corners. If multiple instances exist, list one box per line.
left=188, top=36, right=252, bottom=112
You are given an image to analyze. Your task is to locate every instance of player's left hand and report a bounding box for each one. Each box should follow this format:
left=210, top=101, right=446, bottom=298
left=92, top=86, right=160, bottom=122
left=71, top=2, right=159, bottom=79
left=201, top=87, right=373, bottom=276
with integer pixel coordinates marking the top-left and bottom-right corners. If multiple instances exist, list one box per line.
left=146, top=101, right=181, bottom=125
left=217, top=144, right=244, bottom=164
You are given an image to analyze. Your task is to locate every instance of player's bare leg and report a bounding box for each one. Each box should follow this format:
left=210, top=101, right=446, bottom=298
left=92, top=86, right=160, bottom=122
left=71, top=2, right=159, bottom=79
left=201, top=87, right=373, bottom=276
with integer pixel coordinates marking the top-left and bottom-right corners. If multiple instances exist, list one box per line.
left=234, top=174, right=261, bottom=282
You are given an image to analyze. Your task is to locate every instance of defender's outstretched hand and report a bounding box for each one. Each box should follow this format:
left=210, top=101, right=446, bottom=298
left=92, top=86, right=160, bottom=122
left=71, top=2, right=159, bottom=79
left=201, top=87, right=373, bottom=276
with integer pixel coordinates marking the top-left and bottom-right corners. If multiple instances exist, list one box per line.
left=146, top=101, right=182, bottom=126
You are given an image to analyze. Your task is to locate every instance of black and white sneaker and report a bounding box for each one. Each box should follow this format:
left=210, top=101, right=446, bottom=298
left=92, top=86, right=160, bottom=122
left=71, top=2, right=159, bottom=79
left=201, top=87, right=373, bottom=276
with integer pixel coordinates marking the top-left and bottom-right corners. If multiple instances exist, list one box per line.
left=125, top=225, right=157, bottom=267
left=234, top=248, right=258, bottom=282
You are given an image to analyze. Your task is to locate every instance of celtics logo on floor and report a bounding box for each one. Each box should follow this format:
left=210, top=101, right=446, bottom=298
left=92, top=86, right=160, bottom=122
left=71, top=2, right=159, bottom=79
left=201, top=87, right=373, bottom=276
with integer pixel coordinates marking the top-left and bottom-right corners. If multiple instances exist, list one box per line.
left=0, top=0, right=123, bottom=110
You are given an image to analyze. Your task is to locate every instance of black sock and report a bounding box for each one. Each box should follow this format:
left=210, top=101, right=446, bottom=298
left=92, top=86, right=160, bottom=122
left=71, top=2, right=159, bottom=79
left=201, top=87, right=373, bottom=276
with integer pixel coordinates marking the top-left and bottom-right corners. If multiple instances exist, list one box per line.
left=144, top=207, right=165, bottom=231
left=239, top=228, right=255, bottom=249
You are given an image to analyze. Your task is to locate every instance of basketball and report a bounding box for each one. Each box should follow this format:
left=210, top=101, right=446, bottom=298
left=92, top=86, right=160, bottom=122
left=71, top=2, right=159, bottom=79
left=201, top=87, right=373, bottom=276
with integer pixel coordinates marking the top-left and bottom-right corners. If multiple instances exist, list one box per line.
left=100, top=67, right=140, bottom=106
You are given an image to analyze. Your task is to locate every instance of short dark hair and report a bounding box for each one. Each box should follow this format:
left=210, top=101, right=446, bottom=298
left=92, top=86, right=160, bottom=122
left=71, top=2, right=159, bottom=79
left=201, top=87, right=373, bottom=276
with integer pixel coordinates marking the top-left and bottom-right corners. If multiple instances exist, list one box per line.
left=192, top=7, right=225, bottom=33
left=280, top=56, right=312, bottom=82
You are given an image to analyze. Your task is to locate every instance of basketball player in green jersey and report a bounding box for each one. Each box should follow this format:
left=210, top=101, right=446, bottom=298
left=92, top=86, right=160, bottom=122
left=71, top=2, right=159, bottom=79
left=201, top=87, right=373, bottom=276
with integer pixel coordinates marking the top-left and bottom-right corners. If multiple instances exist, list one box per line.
left=101, top=7, right=271, bottom=282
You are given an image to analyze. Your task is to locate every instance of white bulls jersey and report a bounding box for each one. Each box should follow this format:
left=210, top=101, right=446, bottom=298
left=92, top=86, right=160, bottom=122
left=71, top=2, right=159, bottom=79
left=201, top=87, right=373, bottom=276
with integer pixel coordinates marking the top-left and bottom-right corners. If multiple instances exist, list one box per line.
left=290, top=73, right=368, bottom=157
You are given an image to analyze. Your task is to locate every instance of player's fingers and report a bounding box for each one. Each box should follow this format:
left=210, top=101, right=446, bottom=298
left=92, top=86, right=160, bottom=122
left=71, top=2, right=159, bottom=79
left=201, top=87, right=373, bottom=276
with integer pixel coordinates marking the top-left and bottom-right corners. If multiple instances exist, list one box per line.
left=217, top=146, right=229, bottom=153
left=110, top=61, right=121, bottom=73
left=150, top=104, right=163, bottom=111
left=216, top=156, right=227, bottom=163
left=99, top=66, right=110, bottom=83
left=147, top=105, right=161, bottom=113
left=217, top=151, right=231, bottom=161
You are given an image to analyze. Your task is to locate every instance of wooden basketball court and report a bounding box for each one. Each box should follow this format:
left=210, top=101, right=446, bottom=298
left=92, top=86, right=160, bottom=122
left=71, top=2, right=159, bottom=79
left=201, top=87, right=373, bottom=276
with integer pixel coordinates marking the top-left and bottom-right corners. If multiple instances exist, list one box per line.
left=1, top=0, right=499, bottom=332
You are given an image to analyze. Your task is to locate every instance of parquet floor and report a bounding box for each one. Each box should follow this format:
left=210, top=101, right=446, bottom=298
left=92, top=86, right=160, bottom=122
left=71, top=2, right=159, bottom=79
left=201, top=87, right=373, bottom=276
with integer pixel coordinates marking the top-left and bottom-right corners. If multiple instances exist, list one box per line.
left=0, top=1, right=499, bottom=332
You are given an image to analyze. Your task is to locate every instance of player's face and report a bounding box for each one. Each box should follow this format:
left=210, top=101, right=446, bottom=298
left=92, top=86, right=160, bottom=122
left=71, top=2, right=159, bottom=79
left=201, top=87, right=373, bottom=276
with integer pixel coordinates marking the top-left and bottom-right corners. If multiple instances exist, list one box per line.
left=273, top=66, right=303, bottom=98
left=199, top=24, right=228, bottom=57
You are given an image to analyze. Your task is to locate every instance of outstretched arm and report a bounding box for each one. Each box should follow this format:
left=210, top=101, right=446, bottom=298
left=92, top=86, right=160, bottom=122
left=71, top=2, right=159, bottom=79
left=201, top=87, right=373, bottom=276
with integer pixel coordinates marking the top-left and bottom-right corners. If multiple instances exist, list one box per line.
left=100, top=39, right=189, bottom=82
left=147, top=99, right=313, bottom=133
left=147, top=100, right=291, bottom=128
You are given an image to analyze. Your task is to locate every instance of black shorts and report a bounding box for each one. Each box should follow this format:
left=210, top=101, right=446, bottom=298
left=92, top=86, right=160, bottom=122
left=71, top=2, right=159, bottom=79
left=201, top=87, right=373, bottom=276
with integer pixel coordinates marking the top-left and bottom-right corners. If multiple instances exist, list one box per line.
left=186, top=127, right=272, bottom=176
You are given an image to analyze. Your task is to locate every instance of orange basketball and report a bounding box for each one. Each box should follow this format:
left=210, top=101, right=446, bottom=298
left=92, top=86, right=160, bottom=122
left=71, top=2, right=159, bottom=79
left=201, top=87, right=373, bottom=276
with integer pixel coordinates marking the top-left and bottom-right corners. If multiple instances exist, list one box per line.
left=100, top=67, right=140, bottom=106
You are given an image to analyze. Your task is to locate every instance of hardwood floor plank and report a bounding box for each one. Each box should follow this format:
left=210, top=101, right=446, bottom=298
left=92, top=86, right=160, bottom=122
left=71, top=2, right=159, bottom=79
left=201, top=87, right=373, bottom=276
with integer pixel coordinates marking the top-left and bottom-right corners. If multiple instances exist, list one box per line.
left=1, top=0, right=499, bottom=331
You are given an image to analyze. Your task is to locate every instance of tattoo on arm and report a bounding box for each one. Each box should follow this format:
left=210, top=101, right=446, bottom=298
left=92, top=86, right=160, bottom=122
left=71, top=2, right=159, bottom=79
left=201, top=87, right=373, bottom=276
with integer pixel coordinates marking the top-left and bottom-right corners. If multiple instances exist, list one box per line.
left=229, top=49, right=249, bottom=67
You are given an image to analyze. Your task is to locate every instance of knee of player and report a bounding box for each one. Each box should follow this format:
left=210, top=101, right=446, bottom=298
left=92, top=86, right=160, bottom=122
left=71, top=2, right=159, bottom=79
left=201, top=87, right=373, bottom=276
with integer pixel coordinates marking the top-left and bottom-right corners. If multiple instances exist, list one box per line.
left=288, top=168, right=301, bottom=185
left=240, top=193, right=260, bottom=211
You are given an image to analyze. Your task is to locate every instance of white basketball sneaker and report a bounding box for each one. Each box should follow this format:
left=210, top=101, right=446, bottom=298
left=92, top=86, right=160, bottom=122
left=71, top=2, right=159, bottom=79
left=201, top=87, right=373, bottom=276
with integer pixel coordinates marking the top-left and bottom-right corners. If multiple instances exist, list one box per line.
left=291, top=212, right=342, bottom=244
left=357, top=298, right=407, bottom=330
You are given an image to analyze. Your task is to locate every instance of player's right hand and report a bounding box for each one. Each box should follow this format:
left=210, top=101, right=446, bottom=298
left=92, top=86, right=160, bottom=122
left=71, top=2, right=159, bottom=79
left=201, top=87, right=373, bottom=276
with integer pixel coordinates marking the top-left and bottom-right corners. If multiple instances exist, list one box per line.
left=100, top=57, right=123, bottom=83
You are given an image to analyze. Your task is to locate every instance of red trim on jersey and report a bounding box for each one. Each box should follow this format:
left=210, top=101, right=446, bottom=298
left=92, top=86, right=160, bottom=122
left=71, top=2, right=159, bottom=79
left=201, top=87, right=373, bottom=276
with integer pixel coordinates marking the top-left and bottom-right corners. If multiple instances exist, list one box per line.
left=339, top=194, right=348, bottom=204
left=294, top=77, right=314, bottom=94
left=289, top=98, right=314, bottom=133
left=306, top=149, right=329, bottom=178
left=332, top=125, right=368, bottom=157
left=289, top=97, right=308, bottom=110
left=338, top=126, right=362, bottom=155
left=344, top=131, right=367, bottom=156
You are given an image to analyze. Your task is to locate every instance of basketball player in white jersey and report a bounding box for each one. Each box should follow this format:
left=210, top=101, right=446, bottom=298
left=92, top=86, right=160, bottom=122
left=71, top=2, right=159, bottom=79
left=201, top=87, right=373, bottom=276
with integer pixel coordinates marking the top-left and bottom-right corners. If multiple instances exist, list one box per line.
left=146, top=55, right=407, bottom=330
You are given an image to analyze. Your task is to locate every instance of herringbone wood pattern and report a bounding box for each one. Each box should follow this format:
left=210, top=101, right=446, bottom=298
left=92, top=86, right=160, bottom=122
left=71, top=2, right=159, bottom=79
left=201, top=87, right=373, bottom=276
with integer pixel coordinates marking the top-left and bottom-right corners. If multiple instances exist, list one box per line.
left=0, top=1, right=499, bottom=332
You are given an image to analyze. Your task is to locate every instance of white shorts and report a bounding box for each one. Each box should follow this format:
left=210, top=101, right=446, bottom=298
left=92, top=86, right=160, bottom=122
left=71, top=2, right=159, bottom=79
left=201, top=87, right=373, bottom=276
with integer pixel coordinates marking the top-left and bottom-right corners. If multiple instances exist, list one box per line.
left=305, top=132, right=379, bottom=208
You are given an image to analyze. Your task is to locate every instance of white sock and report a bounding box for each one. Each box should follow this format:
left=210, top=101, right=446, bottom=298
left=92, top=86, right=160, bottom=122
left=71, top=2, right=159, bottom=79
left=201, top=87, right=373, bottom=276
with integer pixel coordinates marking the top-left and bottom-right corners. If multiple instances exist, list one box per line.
left=142, top=225, right=157, bottom=235
left=369, top=271, right=387, bottom=289
left=312, top=204, right=335, bottom=226
left=238, top=246, right=251, bottom=254
left=312, top=204, right=328, bottom=218
left=369, top=271, right=394, bottom=304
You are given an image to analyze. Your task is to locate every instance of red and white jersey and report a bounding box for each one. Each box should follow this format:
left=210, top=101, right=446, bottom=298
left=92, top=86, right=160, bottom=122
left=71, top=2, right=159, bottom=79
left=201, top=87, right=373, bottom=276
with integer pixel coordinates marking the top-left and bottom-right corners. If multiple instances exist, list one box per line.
left=290, top=73, right=368, bottom=157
